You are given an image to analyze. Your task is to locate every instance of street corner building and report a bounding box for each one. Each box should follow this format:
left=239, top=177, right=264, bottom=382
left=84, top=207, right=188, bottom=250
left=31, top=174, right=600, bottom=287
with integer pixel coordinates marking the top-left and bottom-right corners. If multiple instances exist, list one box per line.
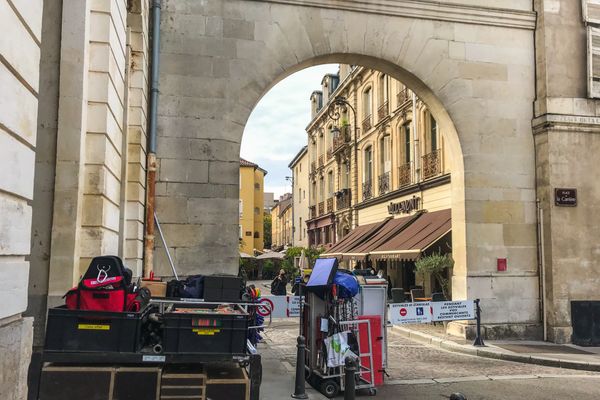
left=2, top=0, right=600, bottom=398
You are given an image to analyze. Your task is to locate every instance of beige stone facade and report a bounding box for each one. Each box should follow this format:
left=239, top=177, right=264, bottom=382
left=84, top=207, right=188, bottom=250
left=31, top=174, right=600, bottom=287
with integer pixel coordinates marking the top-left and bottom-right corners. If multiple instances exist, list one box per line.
left=271, top=193, right=293, bottom=249
left=2, top=1, right=600, bottom=396
left=289, top=146, right=310, bottom=247
left=239, top=158, right=266, bottom=254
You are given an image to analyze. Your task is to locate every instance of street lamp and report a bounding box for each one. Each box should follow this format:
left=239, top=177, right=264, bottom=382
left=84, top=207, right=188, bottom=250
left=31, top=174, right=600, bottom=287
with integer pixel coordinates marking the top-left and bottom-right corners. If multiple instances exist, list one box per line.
left=285, top=175, right=294, bottom=246
left=325, top=96, right=358, bottom=228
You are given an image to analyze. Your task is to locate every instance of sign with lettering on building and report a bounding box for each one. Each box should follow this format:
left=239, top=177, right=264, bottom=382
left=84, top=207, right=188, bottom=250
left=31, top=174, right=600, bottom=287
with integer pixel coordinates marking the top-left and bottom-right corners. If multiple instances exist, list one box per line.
left=554, top=188, right=577, bottom=207
left=387, top=196, right=421, bottom=215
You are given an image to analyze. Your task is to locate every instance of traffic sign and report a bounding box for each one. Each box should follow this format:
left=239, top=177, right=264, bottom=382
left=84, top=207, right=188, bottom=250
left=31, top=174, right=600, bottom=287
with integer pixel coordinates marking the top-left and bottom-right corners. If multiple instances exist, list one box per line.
left=388, top=302, right=432, bottom=324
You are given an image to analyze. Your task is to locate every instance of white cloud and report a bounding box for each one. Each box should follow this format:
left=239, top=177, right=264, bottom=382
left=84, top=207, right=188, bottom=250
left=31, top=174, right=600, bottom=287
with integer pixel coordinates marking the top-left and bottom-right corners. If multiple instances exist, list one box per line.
left=241, top=65, right=339, bottom=197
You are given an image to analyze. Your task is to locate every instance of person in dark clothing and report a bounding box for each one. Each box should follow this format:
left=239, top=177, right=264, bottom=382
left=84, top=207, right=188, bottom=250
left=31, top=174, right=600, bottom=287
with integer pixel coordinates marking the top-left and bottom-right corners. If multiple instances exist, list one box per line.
left=271, top=269, right=288, bottom=295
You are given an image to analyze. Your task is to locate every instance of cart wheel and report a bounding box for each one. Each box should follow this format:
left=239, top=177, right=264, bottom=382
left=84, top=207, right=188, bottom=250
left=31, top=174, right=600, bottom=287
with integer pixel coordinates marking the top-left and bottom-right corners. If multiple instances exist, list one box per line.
left=368, top=388, right=377, bottom=396
left=319, top=379, right=340, bottom=398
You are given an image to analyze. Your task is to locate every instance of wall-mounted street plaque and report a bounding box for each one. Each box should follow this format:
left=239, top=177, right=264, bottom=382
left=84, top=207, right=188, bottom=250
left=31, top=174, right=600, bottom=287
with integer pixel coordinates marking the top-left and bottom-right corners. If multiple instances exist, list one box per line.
left=554, top=188, right=577, bottom=207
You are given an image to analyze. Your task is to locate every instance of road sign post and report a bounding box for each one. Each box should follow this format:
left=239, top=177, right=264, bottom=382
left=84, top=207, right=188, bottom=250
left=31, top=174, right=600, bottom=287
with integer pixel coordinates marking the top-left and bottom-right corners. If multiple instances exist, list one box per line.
left=473, top=299, right=485, bottom=346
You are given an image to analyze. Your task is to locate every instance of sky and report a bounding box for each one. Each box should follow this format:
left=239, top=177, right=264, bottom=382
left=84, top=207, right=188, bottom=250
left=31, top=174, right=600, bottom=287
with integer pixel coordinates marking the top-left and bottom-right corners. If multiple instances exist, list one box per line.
left=241, top=64, right=339, bottom=199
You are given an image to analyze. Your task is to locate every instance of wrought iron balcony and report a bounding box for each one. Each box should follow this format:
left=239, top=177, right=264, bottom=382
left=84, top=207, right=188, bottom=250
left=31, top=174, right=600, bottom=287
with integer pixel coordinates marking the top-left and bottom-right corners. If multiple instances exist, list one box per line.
left=397, top=88, right=410, bottom=106
left=318, top=201, right=325, bottom=216
left=398, top=162, right=412, bottom=187
left=422, top=149, right=441, bottom=180
left=362, top=114, right=372, bottom=132
left=318, top=154, right=324, bottom=167
left=326, top=197, right=333, bottom=213
left=309, top=205, right=316, bottom=219
left=332, top=125, right=352, bottom=154
left=362, top=179, right=373, bottom=201
left=377, top=101, right=389, bottom=121
left=336, top=189, right=352, bottom=210
left=378, top=171, right=390, bottom=195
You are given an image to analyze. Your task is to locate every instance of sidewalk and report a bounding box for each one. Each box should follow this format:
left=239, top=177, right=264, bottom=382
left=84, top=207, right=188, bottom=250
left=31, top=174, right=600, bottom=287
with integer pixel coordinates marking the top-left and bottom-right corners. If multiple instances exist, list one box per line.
left=257, top=321, right=327, bottom=400
left=393, top=324, right=600, bottom=372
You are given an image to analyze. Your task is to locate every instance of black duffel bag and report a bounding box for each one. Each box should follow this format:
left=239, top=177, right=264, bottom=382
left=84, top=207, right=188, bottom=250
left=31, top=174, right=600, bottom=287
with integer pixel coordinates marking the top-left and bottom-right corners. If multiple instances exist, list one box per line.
left=166, top=275, right=205, bottom=299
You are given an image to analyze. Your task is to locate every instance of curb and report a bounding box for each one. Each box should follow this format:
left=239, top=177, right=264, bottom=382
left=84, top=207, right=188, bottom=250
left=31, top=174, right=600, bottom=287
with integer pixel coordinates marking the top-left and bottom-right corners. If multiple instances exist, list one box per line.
left=392, top=326, right=600, bottom=372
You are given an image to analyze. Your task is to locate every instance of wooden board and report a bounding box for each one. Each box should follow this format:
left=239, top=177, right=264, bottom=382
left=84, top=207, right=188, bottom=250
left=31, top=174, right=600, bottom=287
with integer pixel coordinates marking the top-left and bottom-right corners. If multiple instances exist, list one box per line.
left=205, top=364, right=249, bottom=400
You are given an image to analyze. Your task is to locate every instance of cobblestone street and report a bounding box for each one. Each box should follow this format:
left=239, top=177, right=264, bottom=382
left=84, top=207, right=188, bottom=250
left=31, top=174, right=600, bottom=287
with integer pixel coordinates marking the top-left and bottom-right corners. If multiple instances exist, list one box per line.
left=260, top=320, right=600, bottom=399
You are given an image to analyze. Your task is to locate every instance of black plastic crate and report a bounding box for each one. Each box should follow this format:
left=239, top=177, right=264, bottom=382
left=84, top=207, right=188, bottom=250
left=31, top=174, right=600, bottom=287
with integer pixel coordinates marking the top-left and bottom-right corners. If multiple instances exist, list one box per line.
left=44, top=305, right=150, bottom=353
left=163, top=304, right=248, bottom=356
left=203, top=275, right=244, bottom=302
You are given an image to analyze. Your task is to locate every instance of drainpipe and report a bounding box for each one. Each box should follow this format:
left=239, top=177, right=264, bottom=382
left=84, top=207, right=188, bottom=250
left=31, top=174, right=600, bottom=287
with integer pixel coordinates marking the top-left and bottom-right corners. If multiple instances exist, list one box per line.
left=144, top=0, right=162, bottom=277
left=537, top=198, right=548, bottom=341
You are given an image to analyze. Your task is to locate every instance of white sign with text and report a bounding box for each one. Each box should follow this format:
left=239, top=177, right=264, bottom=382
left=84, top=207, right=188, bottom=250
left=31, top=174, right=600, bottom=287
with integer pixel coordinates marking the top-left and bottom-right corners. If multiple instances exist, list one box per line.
left=388, top=302, right=432, bottom=324
left=431, top=300, right=475, bottom=321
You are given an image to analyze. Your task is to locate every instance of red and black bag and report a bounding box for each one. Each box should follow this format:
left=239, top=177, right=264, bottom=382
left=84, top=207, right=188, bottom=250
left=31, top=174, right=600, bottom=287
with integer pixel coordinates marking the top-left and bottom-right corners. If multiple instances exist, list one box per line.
left=65, top=256, right=132, bottom=312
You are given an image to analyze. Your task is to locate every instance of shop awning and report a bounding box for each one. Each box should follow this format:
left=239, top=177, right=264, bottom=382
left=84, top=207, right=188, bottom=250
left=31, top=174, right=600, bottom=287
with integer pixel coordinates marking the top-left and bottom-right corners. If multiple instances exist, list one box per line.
left=341, top=213, right=421, bottom=260
left=322, top=219, right=389, bottom=259
left=369, top=209, right=452, bottom=261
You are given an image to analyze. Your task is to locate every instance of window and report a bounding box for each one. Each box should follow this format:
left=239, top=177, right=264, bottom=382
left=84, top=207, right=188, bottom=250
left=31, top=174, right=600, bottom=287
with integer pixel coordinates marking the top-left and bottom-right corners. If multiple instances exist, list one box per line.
left=298, top=188, right=302, bottom=203
left=312, top=181, right=316, bottom=202
left=299, top=217, right=302, bottom=239
left=327, top=125, right=334, bottom=149
left=341, top=162, right=350, bottom=189
left=239, top=199, right=243, bottom=217
left=303, top=189, right=306, bottom=199
left=254, top=183, right=260, bottom=190
left=379, top=135, right=391, bottom=173
left=254, top=207, right=260, bottom=215
left=299, top=162, right=302, bottom=172
left=430, top=114, right=438, bottom=152
left=245, top=231, right=252, bottom=236
left=319, top=177, right=325, bottom=201
left=239, top=225, right=242, bottom=239
left=363, top=87, right=372, bottom=118
left=364, top=146, right=373, bottom=182
left=404, top=123, right=411, bottom=163
left=254, top=231, right=260, bottom=238
left=378, top=74, right=387, bottom=105
left=327, top=171, right=334, bottom=197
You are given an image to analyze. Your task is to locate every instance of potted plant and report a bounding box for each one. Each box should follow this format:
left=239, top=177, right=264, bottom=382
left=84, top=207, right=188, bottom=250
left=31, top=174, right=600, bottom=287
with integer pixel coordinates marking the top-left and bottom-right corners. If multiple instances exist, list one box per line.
left=414, top=252, right=454, bottom=300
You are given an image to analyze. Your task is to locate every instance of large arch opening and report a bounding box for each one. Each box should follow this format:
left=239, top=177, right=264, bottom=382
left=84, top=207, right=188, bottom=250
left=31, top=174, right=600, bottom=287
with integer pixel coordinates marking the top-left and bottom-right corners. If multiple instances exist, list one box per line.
left=237, top=57, right=466, bottom=305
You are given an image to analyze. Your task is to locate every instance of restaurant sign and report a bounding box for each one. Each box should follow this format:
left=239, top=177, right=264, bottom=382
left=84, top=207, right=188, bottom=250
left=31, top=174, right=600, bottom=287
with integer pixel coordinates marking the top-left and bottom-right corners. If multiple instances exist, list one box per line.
left=554, top=188, right=577, bottom=207
left=388, top=196, right=420, bottom=215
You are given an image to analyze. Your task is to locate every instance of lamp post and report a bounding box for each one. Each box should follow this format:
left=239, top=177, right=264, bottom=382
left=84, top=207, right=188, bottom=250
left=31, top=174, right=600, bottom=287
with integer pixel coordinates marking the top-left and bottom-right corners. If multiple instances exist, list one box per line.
left=327, top=96, right=358, bottom=228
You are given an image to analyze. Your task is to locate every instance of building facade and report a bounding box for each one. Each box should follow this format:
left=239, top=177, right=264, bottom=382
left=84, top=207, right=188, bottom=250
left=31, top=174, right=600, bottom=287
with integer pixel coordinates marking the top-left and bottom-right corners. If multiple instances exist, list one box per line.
left=270, top=193, right=293, bottom=249
left=306, top=65, right=453, bottom=296
left=239, top=158, right=266, bottom=254
left=289, top=146, right=309, bottom=247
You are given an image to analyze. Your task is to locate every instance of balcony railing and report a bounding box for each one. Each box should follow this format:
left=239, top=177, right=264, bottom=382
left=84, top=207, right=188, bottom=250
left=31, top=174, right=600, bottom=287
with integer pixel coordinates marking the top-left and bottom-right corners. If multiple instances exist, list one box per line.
left=397, top=87, right=410, bottom=106
left=377, top=101, right=389, bottom=121
left=326, top=197, right=333, bottom=213
left=318, top=154, right=324, bottom=167
left=362, top=114, right=372, bottom=132
left=398, top=162, right=412, bottom=187
left=422, top=149, right=441, bottom=180
left=362, top=179, right=373, bottom=201
left=378, top=171, right=390, bottom=195
left=336, top=189, right=351, bottom=210
left=309, top=205, right=316, bottom=219
left=318, top=201, right=325, bottom=216
left=333, top=125, right=352, bottom=153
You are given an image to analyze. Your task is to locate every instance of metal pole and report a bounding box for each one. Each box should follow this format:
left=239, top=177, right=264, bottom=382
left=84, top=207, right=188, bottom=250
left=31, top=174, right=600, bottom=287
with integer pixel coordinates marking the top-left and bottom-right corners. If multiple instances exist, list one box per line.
left=473, top=299, right=485, bottom=346
left=344, top=357, right=356, bottom=400
left=154, top=212, right=178, bottom=280
left=539, top=205, right=548, bottom=342
left=291, top=336, right=308, bottom=399
left=143, top=0, right=162, bottom=277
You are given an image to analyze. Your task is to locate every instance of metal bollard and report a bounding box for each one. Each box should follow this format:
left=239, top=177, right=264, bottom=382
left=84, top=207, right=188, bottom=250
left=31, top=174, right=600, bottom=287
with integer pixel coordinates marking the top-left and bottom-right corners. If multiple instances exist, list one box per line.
left=473, top=299, right=485, bottom=346
left=344, top=357, right=356, bottom=400
left=291, top=336, right=308, bottom=399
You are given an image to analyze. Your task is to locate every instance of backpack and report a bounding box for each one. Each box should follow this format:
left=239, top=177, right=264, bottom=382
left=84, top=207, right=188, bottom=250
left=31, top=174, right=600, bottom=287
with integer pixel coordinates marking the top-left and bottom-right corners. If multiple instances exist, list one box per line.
left=65, top=256, right=137, bottom=312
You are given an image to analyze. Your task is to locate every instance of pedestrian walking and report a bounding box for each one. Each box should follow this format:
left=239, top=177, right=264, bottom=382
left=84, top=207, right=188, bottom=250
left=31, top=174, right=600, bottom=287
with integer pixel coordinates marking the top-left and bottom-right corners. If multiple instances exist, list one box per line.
left=271, top=269, right=288, bottom=295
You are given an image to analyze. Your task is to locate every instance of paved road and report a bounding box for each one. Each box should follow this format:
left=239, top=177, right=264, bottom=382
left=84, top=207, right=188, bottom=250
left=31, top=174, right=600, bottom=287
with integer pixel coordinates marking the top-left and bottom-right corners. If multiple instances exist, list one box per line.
left=261, top=320, right=600, bottom=399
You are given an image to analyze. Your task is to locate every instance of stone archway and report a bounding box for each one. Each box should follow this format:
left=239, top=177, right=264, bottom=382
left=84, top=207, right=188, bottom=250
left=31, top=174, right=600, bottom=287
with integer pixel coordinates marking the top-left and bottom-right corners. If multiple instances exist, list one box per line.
left=156, top=0, right=538, bottom=335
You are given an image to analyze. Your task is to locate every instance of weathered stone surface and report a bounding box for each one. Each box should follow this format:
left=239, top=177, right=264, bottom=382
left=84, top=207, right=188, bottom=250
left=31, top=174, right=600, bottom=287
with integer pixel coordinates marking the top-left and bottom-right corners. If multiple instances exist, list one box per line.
left=0, top=317, right=33, bottom=400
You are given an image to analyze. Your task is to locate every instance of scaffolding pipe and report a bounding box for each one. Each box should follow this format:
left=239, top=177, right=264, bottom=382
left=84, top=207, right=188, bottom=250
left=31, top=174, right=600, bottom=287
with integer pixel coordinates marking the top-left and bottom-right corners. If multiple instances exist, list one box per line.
left=144, top=0, right=162, bottom=276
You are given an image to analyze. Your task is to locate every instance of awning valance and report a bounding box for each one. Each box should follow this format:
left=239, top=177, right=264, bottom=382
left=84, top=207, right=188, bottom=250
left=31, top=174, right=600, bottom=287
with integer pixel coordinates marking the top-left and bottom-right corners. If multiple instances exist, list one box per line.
left=369, top=209, right=451, bottom=261
left=321, top=219, right=389, bottom=259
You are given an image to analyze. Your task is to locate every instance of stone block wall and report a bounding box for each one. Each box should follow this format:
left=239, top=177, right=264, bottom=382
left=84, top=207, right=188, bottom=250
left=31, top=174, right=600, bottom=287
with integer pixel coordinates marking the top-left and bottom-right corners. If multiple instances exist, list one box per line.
left=0, top=0, right=43, bottom=397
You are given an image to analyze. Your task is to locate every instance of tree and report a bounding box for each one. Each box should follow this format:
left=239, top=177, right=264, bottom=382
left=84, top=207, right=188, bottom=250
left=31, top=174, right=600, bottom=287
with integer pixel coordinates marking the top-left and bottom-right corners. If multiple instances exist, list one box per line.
left=263, top=213, right=272, bottom=249
left=282, top=246, right=325, bottom=278
left=414, top=253, right=454, bottom=299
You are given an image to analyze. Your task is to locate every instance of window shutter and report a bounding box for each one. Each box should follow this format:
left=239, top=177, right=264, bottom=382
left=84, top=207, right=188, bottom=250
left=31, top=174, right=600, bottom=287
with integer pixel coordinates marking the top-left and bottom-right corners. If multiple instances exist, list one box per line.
left=583, top=0, right=600, bottom=25
left=588, top=26, right=600, bottom=98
